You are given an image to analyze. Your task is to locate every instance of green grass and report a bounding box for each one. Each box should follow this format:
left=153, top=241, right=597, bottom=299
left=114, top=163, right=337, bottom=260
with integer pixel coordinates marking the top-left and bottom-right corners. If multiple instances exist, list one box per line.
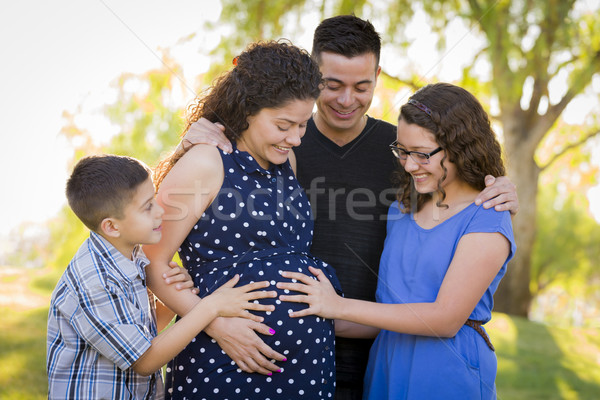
left=0, top=306, right=48, bottom=400
left=29, top=269, right=63, bottom=295
left=1, top=268, right=599, bottom=399
left=489, top=313, right=600, bottom=399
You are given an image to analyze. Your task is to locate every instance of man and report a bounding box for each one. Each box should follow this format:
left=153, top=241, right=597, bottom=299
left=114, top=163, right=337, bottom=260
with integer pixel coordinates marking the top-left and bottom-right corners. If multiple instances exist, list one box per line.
left=295, top=16, right=399, bottom=399
left=183, top=15, right=518, bottom=399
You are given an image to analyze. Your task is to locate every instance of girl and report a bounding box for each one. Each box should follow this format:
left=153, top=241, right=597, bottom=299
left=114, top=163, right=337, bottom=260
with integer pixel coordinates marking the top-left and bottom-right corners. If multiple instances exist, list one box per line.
left=278, top=82, right=516, bottom=399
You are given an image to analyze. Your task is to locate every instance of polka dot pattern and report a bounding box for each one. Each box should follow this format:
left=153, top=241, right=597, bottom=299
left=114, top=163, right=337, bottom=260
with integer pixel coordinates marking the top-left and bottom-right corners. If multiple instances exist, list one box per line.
left=165, top=146, right=341, bottom=399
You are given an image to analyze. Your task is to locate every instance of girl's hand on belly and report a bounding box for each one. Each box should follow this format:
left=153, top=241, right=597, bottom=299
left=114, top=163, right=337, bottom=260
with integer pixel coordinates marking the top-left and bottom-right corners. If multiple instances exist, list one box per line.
left=277, top=266, right=343, bottom=320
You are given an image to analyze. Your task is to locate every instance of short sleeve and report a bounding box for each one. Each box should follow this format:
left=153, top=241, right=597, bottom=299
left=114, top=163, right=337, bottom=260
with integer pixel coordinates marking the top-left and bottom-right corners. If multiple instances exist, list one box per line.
left=57, top=280, right=153, bottom=371
left=465, top=207, right=516, bottom=264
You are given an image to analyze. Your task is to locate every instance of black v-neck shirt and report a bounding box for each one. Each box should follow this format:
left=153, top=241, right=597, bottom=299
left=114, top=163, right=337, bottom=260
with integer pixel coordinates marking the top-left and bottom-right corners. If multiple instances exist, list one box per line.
left=295, top=116, right=398, bottom=384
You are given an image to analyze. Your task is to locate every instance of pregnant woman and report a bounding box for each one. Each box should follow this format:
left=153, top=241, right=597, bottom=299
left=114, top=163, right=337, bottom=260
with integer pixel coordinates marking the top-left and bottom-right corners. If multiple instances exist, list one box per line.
left=144, top=40, right=341, bottom=399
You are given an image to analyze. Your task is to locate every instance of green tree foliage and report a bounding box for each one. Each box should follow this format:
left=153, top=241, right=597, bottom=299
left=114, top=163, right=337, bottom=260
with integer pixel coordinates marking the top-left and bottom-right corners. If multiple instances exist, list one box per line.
left=533, top=183, right=600, bottom=296
left=104, top=54, right=187, bottom=166
left=384, top=0, right=600, bottom=316
left=45, top=53, right=188, bottom=271
left=210, top=0, right=600, bottom=317
left=532, top=134, right=600, bottom=304
left=531, top=181, right=600, bottom=327
left=457, top=0, right=600, bottom=316
left=36, top=1, right=600, bottom=321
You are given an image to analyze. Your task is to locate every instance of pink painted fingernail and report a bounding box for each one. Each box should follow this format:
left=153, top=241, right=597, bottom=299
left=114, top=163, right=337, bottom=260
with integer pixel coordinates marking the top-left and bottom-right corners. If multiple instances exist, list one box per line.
left=269, top=329, right=276, bottom=334
left=268, top=372, right=272, bottom=376
left=282, top=358, right=287, bottom=361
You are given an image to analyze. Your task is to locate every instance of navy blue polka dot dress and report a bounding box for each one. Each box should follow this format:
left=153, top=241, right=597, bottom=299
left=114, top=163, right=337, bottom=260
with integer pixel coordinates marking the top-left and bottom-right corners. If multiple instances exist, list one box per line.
left=164, top=145, right=342, bottom=400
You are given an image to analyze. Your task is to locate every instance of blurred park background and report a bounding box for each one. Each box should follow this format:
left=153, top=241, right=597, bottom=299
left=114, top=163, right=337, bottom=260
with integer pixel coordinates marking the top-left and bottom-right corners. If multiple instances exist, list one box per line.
left=1, top=0, right=600, bottom=398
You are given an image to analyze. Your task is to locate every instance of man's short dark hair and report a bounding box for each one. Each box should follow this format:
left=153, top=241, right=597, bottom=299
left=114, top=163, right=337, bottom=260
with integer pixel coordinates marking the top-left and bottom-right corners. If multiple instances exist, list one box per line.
left=66, top=155, right=151, bottom=231
left=312, top=15, right=381, bottom=67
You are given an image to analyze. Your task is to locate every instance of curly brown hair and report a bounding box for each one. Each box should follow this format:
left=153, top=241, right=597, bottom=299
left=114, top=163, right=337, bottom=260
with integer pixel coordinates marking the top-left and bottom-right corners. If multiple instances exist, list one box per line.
left=394, top=82, right=506, bottom=213
left=154, top=40, right=322, bottom=188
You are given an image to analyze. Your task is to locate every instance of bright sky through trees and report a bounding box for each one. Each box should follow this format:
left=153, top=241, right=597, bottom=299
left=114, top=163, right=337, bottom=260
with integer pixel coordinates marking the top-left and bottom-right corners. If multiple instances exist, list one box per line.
left=1, top=0, right=598, bottom=237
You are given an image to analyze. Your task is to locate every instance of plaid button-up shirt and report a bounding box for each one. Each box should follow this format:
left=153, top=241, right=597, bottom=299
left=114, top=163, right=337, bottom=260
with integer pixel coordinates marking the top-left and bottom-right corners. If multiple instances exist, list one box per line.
left=47, top=231, right=163, bottom=399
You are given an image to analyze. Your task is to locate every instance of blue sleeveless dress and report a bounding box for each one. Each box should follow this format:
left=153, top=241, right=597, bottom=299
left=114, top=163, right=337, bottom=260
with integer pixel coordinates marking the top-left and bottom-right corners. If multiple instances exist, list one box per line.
left=164, top=145, right=342, bottom=400
left=363, top=201, right=516, bottom=400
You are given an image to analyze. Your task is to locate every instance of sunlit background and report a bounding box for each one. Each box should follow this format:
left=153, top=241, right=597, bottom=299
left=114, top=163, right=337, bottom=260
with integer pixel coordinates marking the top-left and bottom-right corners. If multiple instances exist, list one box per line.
left=1, top=0, right=599, bottom=244
left=1, top=1, right=219, bottom=237
left=1, top=2, right=600, bottom=398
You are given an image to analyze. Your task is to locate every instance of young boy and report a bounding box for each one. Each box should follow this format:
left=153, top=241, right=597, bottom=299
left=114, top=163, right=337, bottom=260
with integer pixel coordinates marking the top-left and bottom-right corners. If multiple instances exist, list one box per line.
left=47, top=154, right=276, bottom=399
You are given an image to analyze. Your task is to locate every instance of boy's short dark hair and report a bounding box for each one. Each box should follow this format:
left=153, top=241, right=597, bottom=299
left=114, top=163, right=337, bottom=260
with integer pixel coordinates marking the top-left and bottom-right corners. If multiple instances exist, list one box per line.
left=66, top=155, right=152, bottom=231
left=312, top=14, right=381, bottom=68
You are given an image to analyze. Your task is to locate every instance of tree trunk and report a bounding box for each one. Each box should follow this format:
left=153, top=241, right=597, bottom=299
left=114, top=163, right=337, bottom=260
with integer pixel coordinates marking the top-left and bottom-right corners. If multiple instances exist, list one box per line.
left=494, top=121, right=540, bottom=317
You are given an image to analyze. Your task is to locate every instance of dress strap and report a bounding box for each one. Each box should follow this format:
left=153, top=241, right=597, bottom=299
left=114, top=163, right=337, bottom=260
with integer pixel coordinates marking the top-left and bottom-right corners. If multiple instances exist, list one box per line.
left=465, top=319, right=495, bottom=351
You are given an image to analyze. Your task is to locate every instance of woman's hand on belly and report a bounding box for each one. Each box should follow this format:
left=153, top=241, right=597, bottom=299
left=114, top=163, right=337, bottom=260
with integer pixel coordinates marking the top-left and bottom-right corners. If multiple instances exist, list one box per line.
left=204, top=317, right=286, bottom=375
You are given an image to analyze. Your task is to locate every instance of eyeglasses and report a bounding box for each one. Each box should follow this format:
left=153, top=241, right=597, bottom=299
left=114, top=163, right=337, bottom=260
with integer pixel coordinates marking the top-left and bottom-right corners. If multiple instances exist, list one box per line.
left=389, top=141, right=443, bottom=165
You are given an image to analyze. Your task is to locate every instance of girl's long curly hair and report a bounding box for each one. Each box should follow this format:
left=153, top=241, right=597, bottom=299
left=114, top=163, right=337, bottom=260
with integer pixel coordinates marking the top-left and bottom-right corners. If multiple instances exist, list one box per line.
left=154, top=40, right=322, bottom=188
left=394, top=82, right=506, bottom=213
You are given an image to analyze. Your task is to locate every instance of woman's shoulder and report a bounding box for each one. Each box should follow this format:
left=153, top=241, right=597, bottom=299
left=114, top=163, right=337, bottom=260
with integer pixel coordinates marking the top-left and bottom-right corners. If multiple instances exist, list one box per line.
left=471, top=204, right=511, bottom=223
left=177, top=145, right=223, bottom=172
left=466, top=204, right=513, bottom=237
left=467, top=204, right=516, bottom=259
left=181, top=144, right=223, bottom=167
left=162, top=144, right=224, bottom=189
